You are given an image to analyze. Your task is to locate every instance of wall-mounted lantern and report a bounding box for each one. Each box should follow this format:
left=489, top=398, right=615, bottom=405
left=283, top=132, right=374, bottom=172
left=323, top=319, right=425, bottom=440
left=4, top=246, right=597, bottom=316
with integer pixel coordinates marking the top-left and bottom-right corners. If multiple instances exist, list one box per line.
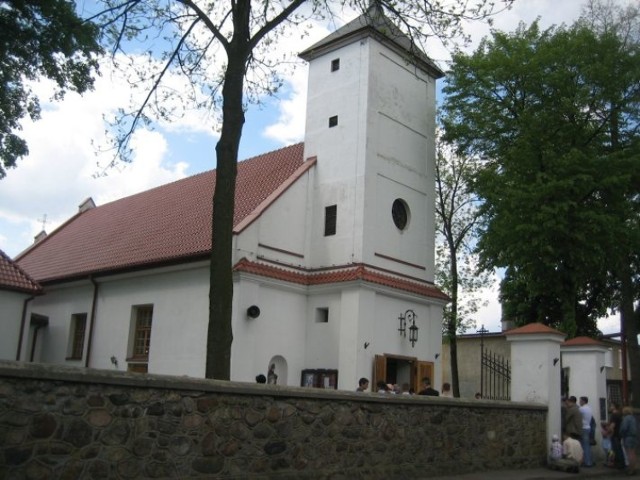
left=398, top=309, right=418, bottom=347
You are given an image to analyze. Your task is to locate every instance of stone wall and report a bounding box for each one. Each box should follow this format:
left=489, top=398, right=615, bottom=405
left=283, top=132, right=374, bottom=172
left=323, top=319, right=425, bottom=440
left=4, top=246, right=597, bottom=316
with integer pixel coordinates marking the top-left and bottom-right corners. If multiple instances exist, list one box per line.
left=0, top=362, right=547, bottom=479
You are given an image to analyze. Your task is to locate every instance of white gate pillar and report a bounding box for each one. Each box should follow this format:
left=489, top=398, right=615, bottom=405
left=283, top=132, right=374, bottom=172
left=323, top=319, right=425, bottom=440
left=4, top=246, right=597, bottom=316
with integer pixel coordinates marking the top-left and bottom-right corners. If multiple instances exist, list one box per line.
left=506, top=323, right=566, bottom=451
left=561, top=337, right=609, bottom=461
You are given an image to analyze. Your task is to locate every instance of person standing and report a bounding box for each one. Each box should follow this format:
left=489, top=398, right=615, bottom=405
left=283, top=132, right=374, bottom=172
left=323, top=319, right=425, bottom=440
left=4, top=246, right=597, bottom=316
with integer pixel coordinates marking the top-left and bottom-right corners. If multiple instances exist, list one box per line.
left=601, top=420, right=614, bottom=466
left=620, top=406, right=637, bottom=475
left=610, top=403, right=626, bottom=470
left=418, top=377, right=439, bottom=396
left=441, top=382, right=453, bottom=397
left=376, top=380, right=391, bottom=393
left=356, top=377, right=369, bottom=392
left=564, top=396, right=582, bottom=440
left=579, top=396, right=594, bottom=467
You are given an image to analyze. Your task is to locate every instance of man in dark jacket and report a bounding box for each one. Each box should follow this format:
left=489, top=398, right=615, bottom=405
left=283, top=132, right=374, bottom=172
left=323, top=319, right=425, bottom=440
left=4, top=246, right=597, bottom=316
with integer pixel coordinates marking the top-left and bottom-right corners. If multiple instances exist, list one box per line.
left=564, top=396, right=583, bottom=440
left=418, top=377, right=439, bottom=396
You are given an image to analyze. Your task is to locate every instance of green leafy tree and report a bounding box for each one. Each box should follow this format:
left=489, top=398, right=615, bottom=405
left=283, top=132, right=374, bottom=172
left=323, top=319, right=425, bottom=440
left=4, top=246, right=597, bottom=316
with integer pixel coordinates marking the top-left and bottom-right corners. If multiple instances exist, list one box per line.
left=90, top=0, right=514, bottom=379
left=0, top=0, right=102, bottom=178
left=579, top=0, right=640, bottom=405
left=435, top=140, right=489, bottom=397
left=441, top=9, right=640, bottom=401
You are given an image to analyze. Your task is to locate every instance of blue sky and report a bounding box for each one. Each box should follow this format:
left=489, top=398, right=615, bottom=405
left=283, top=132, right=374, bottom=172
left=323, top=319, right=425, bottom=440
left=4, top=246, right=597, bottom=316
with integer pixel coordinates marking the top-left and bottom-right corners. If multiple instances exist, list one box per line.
left=0, top=0, right=623, bottom=334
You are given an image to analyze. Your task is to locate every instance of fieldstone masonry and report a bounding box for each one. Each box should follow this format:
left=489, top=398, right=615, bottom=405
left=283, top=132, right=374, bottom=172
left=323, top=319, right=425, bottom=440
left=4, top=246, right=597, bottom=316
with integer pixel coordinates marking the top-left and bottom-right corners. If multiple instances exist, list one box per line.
left=0, top=362, right=547, bottom=479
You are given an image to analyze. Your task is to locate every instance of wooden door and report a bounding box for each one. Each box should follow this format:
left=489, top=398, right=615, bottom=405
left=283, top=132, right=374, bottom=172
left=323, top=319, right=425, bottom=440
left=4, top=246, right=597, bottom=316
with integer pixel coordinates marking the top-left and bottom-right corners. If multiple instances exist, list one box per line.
left=416, top=361, right=434, bottom=391
left=373, top=354, right=387, bottom=391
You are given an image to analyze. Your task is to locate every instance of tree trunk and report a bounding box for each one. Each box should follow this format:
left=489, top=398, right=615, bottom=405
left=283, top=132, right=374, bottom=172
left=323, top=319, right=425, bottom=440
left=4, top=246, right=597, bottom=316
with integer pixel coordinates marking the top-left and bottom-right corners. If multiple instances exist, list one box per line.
left=620, top=261, right=639, bottom=407
left=205, top=27, right=249, bottom=379
left=450, top=335, right=460, bottom=397
left=448, top=250, right=461, bottom=396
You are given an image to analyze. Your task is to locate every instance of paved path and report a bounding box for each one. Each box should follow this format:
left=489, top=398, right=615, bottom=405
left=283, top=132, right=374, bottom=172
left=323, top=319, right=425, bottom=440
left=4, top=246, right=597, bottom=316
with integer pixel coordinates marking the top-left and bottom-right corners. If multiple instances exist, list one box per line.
left=426, top=464, right=630, bottom=480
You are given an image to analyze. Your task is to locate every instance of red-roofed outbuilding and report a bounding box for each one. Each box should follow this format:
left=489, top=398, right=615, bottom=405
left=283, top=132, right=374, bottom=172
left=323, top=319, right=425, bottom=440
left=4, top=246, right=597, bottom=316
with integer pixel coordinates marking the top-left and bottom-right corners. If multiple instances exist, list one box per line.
left=0, top=249, right=41, bottom=360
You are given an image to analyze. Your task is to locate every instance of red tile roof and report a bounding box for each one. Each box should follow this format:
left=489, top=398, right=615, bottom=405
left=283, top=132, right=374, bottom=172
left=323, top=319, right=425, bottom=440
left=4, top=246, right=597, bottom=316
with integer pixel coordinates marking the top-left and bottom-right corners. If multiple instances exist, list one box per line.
left=0, top=249, right=41, bottom=294
left=234, top=258, right=449, bottom=301
left=563, top=336, right=605, bottom=347
left=505, top=322, right=565, bottom=337
left=16, top=144, right=307, bottom=283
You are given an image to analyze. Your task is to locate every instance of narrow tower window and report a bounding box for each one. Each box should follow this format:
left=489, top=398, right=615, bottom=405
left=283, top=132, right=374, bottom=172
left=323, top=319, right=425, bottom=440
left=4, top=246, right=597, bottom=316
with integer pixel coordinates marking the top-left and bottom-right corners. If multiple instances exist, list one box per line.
left=331, top=58, right=340, bottom=71
left=328, top=116, right=338, bottom=128
left=324, top=205, right=337, bottom=236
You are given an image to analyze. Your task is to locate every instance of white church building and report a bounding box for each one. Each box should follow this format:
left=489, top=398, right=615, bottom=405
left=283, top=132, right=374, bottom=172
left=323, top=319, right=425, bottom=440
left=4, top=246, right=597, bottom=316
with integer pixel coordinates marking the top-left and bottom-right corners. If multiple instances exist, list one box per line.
left=10, top=7, right=447, bottom=391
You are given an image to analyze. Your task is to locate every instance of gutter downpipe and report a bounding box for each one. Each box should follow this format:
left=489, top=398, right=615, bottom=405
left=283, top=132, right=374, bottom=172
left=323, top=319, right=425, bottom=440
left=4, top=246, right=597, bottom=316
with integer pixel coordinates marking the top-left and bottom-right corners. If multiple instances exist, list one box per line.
left=16, top=295, right=35, bottom=360
left=85, top=276, right=99, bottom=368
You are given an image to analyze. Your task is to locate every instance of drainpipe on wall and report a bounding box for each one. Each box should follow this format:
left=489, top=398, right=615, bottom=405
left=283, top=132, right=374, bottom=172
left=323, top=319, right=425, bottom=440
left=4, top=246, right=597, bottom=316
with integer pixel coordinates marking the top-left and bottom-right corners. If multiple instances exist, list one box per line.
left=16, top=296, right=35, bottom=360
left=85, top=276, right=99, bottom=368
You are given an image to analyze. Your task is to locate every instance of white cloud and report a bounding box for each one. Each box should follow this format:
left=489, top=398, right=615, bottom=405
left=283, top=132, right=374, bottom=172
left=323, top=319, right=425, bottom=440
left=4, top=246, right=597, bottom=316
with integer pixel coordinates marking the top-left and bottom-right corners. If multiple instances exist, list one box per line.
left=262, top=67, right=309, bottom=145
left=0, top=56, right=195, bottom=257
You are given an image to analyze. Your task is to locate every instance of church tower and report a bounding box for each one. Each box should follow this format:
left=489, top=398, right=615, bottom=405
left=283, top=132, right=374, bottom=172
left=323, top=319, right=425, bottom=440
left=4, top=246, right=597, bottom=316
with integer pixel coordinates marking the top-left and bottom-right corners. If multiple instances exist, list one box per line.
left=299, top=6, right=444, bottom=282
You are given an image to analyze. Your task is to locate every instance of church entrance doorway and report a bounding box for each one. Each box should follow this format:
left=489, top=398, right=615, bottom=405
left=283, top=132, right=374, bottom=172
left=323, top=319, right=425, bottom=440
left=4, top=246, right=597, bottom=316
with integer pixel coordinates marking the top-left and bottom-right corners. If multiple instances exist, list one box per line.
left=373, top=354, right=433, bottom=393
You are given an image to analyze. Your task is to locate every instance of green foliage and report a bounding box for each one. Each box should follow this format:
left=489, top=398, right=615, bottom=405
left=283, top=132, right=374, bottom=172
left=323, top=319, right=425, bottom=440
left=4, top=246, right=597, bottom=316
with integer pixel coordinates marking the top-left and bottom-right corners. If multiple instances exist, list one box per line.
left=0, top=0, right=102, bottom=178
left=441, top=18, right=640, bottom=337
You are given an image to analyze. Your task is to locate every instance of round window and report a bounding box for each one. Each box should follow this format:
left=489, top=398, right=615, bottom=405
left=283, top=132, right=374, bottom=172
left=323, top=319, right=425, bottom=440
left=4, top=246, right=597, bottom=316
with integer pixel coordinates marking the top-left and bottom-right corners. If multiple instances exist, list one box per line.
left=392, top=199, right=409, bottom=230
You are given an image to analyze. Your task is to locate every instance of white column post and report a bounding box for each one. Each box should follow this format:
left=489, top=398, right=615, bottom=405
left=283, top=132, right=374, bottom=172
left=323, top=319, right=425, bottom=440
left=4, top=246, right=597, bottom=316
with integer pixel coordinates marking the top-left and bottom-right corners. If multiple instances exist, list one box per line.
left=561, top=337, right=609, bottom=462
left=506, top=323, right=566, bottom=453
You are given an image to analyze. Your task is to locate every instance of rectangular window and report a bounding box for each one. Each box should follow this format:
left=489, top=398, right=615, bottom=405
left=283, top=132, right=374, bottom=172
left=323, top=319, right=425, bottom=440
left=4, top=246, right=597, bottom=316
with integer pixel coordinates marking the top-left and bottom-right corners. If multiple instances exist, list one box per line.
left=316, top=308, right=329, bottom=323
left=328, top=115, right=338, bottom=128
left=68, top=313, right=87, bottom=360
left=324, top=205, right=337, bottom=236
left=131, top=305, right=153, bottom=360
left=331, top=58, right=340, bottom=71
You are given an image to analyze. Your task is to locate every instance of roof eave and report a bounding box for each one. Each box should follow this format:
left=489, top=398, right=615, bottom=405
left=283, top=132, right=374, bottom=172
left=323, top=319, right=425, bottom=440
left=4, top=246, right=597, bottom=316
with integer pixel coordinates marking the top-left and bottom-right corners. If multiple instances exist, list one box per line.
left=35, top=252, right=212, bottom=286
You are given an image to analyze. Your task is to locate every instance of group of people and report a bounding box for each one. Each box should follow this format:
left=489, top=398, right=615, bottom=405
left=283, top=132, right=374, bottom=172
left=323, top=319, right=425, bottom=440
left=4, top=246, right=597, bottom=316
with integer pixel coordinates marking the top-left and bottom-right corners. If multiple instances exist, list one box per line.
left=356, top=377, right=460, bottom=397
left=357, top=377, right=484, bottom=399
left=550, top=396, right=637, bottom=475
left=602, top=403, right=638, bottom=475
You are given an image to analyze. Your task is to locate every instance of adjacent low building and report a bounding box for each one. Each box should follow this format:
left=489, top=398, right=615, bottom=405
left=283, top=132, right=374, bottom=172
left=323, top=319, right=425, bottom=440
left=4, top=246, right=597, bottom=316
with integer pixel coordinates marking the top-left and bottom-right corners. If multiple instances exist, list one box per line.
left=0, top=250, right=42, bottom=361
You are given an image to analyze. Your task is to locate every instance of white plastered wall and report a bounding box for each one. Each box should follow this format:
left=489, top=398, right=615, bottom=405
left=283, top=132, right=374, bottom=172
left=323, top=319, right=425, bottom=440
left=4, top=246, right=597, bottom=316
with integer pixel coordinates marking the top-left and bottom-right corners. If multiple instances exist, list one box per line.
left=0, top=290, right=32, bottom=360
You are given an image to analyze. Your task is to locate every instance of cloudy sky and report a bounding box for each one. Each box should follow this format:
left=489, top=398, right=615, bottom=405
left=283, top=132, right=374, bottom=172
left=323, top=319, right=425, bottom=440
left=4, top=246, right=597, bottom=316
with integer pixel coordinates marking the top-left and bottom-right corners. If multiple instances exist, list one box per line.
left=0, top=0, right=626, bottom=334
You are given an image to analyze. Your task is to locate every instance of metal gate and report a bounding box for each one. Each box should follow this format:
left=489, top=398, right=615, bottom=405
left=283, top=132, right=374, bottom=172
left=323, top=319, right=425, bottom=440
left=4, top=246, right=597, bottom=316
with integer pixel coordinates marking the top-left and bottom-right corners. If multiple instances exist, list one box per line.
left=480, top=349, right=511, bottom=400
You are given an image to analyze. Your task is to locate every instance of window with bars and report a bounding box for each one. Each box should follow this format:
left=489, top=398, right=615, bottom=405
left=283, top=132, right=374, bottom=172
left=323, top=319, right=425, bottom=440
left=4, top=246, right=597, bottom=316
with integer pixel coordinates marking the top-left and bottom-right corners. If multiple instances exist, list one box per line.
left=67, top=313, right=87, bottom=360
left=324, top=205, right=337, bottom=236
left=131, top=305, right=153, bottom=360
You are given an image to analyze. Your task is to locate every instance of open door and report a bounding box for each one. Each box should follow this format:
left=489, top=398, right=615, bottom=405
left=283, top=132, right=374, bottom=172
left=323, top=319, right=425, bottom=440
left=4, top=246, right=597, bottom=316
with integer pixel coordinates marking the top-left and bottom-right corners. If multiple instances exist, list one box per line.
left=374, top=354, right=427, bottom=392
left=416, top=361, right=434, bottom=391
left=373, top=354, right=387, bottom=391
